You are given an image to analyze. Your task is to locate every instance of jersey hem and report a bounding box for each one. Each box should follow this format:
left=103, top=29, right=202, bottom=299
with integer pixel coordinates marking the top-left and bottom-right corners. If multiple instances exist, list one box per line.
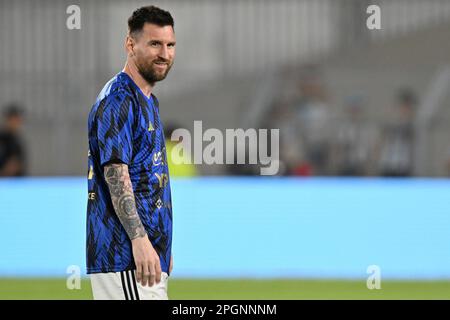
left=87, top=266, right=170, bottom=274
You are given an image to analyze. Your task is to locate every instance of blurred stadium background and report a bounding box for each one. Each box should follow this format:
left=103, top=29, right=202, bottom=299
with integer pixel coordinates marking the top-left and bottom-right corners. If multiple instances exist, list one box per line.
left=1, top=0, right=450, bottom=299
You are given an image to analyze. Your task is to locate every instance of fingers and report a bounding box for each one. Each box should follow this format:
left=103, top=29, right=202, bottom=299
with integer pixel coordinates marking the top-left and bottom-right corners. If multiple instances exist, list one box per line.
left=142, top=261, right=149, bottom=287
left=155, top=257, right=162, bottom=284
left=134, top=253, right=161, bottom=287
left=135, top=261, right=144, bottom=285
left=148, top=261, right=156, bottom=287
left=145, top=254, right=161, bottom=287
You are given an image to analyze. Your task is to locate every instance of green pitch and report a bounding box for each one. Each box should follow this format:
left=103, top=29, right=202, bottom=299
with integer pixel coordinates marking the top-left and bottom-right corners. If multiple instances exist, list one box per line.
left=0, top=278, right=449, bottom=300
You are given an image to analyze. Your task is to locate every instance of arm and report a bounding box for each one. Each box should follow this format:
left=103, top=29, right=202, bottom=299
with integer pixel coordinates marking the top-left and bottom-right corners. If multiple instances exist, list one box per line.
left=104, top=163, right=161, bottom=286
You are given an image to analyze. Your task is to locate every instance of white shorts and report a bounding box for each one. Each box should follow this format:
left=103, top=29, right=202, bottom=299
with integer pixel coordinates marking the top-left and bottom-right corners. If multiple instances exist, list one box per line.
left=90, top=270, right=169, bottom=300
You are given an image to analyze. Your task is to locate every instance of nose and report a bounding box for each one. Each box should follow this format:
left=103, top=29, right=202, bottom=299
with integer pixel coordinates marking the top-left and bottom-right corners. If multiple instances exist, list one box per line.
left=158, top=45, right=169, bottom=61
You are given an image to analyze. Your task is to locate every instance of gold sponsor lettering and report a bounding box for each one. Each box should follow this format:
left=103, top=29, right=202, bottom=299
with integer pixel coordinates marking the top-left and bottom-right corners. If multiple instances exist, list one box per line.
left=155, top=173, right=169, bottom=188
left=88, top=165, right=94, bottom=180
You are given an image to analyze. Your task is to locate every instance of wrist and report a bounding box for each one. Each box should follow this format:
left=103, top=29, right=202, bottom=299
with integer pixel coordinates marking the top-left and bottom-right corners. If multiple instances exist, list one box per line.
left=131, top=232, right=147, bottom=243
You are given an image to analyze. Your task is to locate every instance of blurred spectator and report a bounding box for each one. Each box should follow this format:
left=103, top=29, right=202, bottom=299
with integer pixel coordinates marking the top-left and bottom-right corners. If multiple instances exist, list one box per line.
left=291, top=66, right=332, bottom=175
left=226, top=149, right=260, bottom=176
left=332, top=95, right=376, bottom=176
left=267, top=99, right=312, bottom=176
left=377, top=89, right=417, bottom=177
left=164, top=123, right=198, bottom=177
left=0, top=103, right=27, bottom=176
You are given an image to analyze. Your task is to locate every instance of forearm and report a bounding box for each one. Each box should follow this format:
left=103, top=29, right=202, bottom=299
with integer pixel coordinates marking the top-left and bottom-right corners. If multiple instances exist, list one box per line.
left=104, top=163, right=146, bottom=240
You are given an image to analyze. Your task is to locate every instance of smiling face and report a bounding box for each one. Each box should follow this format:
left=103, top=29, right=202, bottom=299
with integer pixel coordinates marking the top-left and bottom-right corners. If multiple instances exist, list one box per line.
left=127, top=23, right=176, bottom=84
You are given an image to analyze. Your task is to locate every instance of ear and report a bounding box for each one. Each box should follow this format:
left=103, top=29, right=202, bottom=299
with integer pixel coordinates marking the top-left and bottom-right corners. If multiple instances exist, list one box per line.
left=125, top=35, right=135, bottom=57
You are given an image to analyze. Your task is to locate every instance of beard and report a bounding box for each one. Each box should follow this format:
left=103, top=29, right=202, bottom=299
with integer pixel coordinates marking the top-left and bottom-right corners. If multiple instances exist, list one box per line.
left=136, top=58, right=173, bottom=84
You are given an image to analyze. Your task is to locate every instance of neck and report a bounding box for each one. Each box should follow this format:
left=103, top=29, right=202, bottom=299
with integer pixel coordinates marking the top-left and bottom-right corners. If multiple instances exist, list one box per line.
left=123, top=61, right=154, bottom=98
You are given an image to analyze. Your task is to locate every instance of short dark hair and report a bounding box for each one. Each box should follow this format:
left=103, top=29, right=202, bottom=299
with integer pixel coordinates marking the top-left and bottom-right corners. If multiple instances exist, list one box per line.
left=3, top=103, right=24, bottom=119
left=128, top=5, right=174, bottom=36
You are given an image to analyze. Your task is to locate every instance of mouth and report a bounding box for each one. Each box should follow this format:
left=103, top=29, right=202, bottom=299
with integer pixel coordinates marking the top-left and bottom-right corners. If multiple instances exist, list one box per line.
left=153, top=61, right=168, bottom=70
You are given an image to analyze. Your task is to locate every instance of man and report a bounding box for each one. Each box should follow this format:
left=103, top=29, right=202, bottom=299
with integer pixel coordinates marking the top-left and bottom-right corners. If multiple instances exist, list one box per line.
left=86, top=6, right=175, bottom=300
left=333, top=95, right=375, bottom=176
left=378, top=89, right=417, bottom=177
left=0, top=104, right=26, bottom=177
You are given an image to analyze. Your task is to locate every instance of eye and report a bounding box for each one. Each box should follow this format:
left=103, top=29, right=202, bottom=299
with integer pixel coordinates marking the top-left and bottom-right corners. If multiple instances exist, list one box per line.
left=150, top=41, right=160, bottom=47
left=168, top=43, right=176, bottom=48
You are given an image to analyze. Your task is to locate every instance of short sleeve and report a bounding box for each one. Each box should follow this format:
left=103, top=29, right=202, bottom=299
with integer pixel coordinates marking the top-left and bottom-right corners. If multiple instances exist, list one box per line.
left=96, top=93, right=134, bottom=166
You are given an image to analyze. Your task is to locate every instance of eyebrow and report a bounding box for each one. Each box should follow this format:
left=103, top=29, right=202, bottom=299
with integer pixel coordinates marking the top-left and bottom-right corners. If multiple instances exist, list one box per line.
left=147, top=40, right=176, bottom=46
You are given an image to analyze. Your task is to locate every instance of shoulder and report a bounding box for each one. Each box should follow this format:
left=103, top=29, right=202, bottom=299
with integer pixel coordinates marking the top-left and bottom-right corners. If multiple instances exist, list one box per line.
left=99, top=73, right=140, bottom=107
left=105, top=76, right=136, bottom=103
left=97, top=88, right=137, bottom=121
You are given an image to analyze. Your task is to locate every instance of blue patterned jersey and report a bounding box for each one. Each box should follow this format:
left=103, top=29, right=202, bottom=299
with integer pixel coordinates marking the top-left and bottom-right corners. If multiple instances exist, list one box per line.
left=86, top=72, right=172, bottom=274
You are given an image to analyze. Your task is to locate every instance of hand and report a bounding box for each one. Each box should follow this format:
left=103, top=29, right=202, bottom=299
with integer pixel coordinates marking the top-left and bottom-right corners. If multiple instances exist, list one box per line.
left=169, top=254, right=173, bottom=275
left=131, top=235, right=161, bottom=287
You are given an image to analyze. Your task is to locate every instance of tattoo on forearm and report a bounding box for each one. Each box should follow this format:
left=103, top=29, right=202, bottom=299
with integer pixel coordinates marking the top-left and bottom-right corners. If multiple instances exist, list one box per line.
left=104, top=163, right=146, bottom=240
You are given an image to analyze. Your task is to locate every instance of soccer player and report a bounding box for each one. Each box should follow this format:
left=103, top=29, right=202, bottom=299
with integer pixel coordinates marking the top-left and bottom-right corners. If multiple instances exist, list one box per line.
left=86, top=6, right=176, bottom=300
